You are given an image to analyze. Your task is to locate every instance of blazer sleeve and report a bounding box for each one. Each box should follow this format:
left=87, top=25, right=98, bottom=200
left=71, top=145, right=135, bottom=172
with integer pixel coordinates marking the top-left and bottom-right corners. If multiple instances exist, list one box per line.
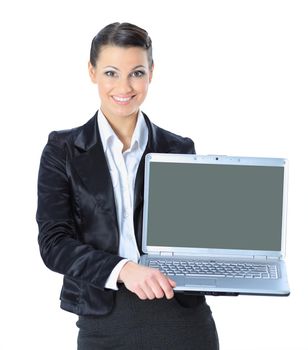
left=36, top=136, right=123, bottom=290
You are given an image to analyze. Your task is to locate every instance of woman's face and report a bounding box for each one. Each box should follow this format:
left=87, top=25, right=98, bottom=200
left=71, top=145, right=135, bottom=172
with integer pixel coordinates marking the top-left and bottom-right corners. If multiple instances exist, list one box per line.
left=89, top=45, right=153, bottom=121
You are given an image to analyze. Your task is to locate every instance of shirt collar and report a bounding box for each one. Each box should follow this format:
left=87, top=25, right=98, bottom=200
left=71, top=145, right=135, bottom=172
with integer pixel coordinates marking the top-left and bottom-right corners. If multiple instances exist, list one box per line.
left=97, top=109, right=148, bottom=153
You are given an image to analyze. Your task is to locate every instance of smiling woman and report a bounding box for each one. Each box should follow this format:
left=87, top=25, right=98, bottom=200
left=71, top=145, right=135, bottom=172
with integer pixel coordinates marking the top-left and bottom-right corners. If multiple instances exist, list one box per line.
left=87, top=23, right=154, bottom=151
left=36, top=22, right=219, bottom=349
left=88, top=45, right=153, bottom=149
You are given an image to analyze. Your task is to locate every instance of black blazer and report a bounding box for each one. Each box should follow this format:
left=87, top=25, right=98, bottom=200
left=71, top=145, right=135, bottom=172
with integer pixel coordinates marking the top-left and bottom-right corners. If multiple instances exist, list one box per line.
left=37, top=111, right=202, bottom=316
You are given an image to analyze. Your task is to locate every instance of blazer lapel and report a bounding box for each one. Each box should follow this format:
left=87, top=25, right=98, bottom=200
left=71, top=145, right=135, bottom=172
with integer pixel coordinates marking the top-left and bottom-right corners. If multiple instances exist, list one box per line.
left=133, top=113, right=164, bottom=250
left=72, top=114, right=116, bottom=213
left=134, top=112, right=172, bottom=210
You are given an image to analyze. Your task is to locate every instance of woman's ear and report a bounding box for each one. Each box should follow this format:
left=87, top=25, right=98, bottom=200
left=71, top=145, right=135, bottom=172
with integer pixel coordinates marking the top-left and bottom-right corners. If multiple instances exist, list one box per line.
left=88, top=62, right=97, bottom=83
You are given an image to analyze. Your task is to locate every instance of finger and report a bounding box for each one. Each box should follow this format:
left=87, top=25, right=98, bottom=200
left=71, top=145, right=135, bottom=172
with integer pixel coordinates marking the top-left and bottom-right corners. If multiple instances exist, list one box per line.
left=146, top=277, right=165, bottom=299
left=140, top=281, right=156, bottom=300
left=167, top=277, right=176, bottom=288
left=157, top=274, right=175, bottom=299
left=134, top=286, right=148, bottom=300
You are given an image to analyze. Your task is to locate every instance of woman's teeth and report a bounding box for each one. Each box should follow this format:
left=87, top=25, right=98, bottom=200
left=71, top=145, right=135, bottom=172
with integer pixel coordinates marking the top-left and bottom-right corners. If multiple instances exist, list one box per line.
left=113, top=96, right=132, bottom=102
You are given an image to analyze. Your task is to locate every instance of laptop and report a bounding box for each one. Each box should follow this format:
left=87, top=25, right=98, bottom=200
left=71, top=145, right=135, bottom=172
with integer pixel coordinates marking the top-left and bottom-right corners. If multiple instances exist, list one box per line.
left=139, top=153, right=290, bottom=296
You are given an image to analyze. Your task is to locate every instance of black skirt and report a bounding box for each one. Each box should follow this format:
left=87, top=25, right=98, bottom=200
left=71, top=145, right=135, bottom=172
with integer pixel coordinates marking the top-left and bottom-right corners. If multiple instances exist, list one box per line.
left=77, top=286, right=219, bottom=350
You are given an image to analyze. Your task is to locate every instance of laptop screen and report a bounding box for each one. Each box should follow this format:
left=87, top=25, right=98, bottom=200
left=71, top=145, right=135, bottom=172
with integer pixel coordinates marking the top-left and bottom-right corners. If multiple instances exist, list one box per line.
left=145, top=161, right=285, bottom=252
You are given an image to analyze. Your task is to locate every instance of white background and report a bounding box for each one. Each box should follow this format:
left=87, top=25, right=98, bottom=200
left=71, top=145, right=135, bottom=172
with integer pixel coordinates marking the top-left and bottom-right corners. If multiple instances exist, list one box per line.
left=0, top=0, right=307, bottom=349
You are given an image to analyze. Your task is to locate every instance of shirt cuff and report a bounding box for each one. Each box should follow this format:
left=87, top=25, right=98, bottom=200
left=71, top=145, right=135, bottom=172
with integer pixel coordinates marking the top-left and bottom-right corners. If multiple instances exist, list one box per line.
left=105, top=259, right=129, bottom=290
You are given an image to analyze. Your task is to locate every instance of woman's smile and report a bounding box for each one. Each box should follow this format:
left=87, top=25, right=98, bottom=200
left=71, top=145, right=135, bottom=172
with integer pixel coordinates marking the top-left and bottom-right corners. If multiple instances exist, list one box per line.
left=112, top=94, right=136, bottom=105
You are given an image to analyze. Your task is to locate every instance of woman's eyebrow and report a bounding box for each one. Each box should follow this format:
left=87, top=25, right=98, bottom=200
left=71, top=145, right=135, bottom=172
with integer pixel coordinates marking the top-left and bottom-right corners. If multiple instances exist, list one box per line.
left=103, top=65, right=147, bottom=71
left=131, top=65, right=146, bottom=70
left=103, top=65, right=119, bottom=70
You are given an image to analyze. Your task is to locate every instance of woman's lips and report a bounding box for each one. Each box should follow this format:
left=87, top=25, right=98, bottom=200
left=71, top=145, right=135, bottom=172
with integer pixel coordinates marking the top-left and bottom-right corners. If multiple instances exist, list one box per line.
left=112, top=95, right=135, bottom=105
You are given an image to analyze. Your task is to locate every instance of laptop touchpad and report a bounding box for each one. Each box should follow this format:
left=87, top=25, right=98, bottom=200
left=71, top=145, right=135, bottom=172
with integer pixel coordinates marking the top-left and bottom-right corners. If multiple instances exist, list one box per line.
left=185, top=277, right=217, bottom=287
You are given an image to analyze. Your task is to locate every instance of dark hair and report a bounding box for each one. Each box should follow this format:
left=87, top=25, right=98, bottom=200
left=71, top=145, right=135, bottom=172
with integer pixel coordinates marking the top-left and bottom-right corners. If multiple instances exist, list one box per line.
left=90, top=22, right=153, bottom=67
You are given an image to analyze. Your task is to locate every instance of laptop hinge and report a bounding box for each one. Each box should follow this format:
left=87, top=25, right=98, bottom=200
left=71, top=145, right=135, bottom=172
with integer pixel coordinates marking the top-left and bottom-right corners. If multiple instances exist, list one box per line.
left=267, top=256, right=281, bottom=260
left=253, top=255, right=280, bottom=261
left=160, top=252, right=174, bottom=257
left=253, top=255, right=268, bottom=261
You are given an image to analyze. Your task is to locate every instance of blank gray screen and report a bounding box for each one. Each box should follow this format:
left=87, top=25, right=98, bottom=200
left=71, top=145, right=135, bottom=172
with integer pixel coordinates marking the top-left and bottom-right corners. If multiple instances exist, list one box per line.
left=146, top=163, right=284, bottom=251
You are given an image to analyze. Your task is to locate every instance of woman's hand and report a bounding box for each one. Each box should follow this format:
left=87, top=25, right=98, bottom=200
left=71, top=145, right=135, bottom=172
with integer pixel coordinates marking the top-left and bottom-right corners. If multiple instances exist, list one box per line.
left=118, top=261, right=176, bottom=300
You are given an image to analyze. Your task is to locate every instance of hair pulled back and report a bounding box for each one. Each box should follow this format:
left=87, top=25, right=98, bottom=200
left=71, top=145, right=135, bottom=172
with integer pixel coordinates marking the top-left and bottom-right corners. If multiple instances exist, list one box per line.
left=90, top=22, right=153, bottom=67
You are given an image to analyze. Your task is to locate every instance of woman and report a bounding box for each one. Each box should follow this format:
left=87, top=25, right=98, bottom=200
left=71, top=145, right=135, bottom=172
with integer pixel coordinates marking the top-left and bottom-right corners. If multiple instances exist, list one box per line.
left=37, top=22, right=219, bottom=349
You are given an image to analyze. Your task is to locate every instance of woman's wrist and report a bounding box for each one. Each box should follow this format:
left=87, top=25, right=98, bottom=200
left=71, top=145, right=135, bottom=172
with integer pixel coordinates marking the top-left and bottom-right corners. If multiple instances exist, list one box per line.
left=117, top=260, right=135, bottom=283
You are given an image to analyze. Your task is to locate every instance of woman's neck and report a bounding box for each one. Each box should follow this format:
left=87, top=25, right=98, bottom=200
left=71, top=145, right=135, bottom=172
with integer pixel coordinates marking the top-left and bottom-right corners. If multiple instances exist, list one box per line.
left=103, top=110, right=138, bottom=152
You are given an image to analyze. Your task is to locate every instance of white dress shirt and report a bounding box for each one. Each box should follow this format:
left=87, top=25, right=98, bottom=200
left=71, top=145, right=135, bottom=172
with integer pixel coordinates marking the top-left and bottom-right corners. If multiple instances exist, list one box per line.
left=97, top=109, right=148, bottom=290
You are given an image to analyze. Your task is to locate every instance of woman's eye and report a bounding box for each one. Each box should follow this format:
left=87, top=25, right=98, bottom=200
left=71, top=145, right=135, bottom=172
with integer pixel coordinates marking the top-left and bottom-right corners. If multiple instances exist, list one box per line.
left=131, top=70, right=146, bottom=78
left=104, top=71, right=117, bottom=77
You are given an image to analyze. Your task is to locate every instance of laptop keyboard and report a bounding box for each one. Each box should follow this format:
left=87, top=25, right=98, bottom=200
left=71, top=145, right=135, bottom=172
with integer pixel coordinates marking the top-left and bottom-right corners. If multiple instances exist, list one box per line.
left=148, top=259, right=278, bottom=279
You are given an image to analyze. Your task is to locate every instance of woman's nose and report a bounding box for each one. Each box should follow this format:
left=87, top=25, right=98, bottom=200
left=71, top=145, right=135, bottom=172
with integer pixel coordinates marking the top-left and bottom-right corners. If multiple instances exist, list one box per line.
left=116, top=77, right=133, bottom=94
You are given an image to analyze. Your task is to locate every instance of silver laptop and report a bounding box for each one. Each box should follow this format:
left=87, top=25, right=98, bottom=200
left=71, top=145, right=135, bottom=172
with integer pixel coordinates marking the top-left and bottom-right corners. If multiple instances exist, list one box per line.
left=139, top=153, right=290, bottom=296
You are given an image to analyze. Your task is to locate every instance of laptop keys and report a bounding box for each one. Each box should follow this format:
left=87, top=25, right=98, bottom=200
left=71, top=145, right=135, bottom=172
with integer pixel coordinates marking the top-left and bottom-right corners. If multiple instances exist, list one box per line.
left=148, top=259, right=278, bottom=279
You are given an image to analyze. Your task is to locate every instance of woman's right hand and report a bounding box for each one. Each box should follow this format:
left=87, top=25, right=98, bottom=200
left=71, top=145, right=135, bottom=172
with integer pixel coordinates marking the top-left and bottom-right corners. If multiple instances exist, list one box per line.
left=118, top=261, right=176, bottom=300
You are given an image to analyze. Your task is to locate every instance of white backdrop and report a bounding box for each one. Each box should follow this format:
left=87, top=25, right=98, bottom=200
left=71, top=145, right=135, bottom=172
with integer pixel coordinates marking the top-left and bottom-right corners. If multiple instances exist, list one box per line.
left=0, top=1, right=307, bottom=349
